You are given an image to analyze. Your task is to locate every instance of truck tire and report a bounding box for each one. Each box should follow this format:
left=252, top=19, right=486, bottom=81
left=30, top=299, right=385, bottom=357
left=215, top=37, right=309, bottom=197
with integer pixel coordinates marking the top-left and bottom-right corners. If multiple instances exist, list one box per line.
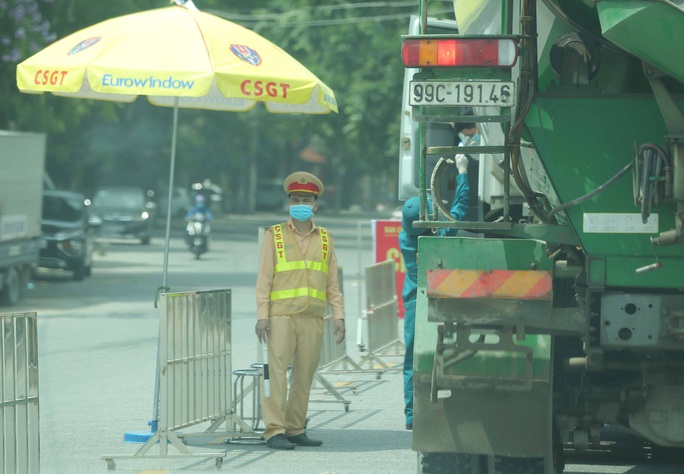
left=0, top=267, right=21, bottom=306
left=420, top=452, right=482, bottom=473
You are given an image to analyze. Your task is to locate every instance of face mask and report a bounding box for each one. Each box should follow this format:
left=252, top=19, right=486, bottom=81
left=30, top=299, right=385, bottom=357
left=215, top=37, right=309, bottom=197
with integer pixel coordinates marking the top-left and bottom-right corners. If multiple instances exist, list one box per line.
left=458, top=132, right=470, bottom=144
left=290, top=204, right=314, bottom=222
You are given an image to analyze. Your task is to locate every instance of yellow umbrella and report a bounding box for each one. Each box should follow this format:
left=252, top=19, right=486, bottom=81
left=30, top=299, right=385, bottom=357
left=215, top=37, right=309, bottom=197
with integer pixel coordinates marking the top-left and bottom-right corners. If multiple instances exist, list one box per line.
left=16, top=3, right=337, bottom=113
left=16, top=2, right=337, bottom=289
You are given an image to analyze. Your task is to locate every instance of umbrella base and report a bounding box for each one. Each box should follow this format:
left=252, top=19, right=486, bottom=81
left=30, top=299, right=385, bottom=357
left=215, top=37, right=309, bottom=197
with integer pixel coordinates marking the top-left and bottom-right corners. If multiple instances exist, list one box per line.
left=123, top=430, right=155, bottom=443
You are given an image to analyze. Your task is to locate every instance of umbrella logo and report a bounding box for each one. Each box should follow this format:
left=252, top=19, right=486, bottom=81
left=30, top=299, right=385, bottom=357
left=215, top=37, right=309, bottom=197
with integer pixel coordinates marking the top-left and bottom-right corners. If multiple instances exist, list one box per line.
left=230, top=44, right=262, bottom=66
left=68, top=37, right=102, bottom=55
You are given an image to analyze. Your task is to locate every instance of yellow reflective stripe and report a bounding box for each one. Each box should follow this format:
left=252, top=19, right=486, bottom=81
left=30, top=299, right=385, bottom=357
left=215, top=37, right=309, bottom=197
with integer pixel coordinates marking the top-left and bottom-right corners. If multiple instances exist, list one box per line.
left=320, top=227, right=329, bottom=264
left=275, top=260, right=329, bottom=272
left=276, top=261, right=307, bottom=271
left=270, top=287, right=327, bottom=301
left=272, top=224, right=330, bottom=274
left=272, top=225, right=286, bottom=266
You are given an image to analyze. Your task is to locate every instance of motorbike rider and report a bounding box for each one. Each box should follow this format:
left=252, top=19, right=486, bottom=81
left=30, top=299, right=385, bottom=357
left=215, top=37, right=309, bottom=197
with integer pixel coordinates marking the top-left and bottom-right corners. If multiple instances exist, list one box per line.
left=185, top=194, right=213, bottom=220
left=184, top=194, right=213, bottom=244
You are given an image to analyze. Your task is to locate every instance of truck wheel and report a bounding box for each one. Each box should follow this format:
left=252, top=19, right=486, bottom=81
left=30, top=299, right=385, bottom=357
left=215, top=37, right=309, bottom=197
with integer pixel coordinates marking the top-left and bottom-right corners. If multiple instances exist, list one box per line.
left=0, top=267, right=21, bottom=306
left=420, top=452, right=481, bottom=473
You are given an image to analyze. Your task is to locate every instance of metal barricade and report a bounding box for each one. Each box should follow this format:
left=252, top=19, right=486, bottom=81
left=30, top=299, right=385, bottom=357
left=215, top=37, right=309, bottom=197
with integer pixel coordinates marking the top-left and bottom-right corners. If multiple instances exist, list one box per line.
left=317, top=267, right=362, bottom=372
left=357, top=259, right=403, bottom=370
left=103, top=289, right=252, bottom=469
left=1, top=312, right=40, bottom=474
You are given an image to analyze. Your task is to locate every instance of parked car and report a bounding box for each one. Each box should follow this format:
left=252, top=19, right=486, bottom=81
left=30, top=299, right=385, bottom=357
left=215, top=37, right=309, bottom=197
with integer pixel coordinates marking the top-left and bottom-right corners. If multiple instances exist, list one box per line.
left=39, top=190, right=96, bottom=281
left=91, top=186, right=156, bottom=244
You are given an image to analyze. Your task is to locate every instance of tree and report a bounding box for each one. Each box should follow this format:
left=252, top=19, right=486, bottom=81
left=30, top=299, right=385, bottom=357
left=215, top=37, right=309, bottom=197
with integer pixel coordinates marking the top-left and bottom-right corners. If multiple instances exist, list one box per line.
left=214, top=0, right=413, bottom=209
left=2, top=0, right=436, bottom=210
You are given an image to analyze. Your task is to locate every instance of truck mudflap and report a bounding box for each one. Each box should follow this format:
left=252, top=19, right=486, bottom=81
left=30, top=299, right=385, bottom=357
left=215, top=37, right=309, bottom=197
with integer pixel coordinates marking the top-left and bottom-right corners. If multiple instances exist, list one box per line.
left=413, top=377, right=551, bottom=457
left=413, top=237, right=554, bottom=457
left=414, top=326, right=552, bottom=457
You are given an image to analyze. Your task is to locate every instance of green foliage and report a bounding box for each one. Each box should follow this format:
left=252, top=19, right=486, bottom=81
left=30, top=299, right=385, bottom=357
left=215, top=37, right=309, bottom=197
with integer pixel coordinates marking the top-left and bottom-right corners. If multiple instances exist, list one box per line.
left=1, top=0, right=421, bottom=209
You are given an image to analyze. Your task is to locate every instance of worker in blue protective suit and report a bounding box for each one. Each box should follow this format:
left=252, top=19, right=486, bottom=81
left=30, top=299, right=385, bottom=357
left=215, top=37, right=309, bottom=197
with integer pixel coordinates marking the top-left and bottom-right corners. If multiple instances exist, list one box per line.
left=399, top=153, right=470, bottom=430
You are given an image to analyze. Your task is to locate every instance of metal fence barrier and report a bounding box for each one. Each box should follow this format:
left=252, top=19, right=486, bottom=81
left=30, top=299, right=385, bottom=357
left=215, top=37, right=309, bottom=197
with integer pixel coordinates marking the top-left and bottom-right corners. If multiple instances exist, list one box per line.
left=357, top=259, right=403, bottom=370
left=103, top=289, right=252, bottom=469
left=312, top=266, right=386, bottom=410
left=317, top=267, right=349, bottom=370
left=309, top=314, right=354, bottom=411
left=1, top=312, right=40, bottom=474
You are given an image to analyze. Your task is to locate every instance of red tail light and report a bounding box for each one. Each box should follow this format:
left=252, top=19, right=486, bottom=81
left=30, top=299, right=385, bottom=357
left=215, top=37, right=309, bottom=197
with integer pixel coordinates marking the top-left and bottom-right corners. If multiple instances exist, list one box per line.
left=402, top=37, right=518, bottom=68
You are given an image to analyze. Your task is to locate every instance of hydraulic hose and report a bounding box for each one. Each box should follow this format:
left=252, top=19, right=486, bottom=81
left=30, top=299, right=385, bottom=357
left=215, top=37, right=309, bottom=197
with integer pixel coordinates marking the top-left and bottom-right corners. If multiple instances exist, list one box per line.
left=641, top=147, right=655, bottom=223
left=547, top=161, right=634, bottom=222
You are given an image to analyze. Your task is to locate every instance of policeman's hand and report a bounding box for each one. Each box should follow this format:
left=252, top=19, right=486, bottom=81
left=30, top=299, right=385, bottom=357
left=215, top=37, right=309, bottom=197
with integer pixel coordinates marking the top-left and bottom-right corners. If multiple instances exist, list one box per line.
left=455, top=154, right=468, bottom=174
left=255, top=320, right=270, bottom=343
left=334, top=319, right=346, bottom=344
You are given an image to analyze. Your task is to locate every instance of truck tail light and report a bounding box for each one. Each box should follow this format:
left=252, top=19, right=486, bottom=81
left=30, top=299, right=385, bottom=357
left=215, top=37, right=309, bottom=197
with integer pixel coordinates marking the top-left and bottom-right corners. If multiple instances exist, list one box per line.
left=402, top=38, right=518, bottom=68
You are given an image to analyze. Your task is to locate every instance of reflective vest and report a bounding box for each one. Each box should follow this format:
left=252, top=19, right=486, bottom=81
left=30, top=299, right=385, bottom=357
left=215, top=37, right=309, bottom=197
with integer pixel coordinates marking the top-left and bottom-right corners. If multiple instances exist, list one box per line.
left=269, top=223, right=330, bottom=317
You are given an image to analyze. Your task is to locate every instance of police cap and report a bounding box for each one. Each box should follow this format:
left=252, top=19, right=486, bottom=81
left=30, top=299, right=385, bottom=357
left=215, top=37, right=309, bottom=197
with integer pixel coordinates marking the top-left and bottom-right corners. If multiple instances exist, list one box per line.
left=283, top=171, right=324, bottom=198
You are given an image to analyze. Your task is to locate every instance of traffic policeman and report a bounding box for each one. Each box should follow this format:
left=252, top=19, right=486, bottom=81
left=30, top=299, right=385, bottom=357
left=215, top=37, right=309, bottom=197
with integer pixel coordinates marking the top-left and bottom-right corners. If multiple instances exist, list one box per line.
left=255, top=171, right=345, bottom=450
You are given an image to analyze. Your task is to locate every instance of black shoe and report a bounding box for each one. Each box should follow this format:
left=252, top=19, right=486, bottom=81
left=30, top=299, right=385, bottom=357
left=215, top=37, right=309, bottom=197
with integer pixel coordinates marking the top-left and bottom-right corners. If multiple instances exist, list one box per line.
left=266, top=434, right=295, bottom=450
left=287, top=433, right=322, bottom=447
left=406, top=423, right=413, bottom=430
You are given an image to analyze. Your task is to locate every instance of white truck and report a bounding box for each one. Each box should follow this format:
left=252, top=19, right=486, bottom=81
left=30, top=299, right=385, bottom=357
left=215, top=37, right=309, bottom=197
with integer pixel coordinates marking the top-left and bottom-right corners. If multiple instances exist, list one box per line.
left=0, top=130, right=46, bottom=305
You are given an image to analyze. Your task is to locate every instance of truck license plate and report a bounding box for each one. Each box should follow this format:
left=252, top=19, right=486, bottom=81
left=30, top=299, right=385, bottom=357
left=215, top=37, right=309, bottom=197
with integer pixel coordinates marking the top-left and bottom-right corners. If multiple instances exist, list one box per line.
left=409, top=81, right=515, bottom=107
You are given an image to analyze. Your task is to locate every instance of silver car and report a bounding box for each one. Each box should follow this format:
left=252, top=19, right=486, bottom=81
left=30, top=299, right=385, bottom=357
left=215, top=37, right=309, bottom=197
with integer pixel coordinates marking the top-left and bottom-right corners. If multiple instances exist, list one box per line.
left=91, top=186, right=156, bottom=245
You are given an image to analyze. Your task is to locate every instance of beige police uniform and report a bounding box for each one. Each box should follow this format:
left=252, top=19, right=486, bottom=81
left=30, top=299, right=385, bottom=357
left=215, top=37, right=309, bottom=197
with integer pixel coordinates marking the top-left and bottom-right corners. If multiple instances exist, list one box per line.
left=255, top=172, right=344, bottom=441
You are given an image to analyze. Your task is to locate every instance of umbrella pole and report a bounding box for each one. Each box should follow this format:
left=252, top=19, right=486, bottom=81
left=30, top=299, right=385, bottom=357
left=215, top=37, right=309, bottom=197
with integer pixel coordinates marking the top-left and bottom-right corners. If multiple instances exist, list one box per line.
left=125, top=100, right=179, bottom=443
left=151, top=98, right=179, bottom=432
left=161, top=98, right=179, bottom=290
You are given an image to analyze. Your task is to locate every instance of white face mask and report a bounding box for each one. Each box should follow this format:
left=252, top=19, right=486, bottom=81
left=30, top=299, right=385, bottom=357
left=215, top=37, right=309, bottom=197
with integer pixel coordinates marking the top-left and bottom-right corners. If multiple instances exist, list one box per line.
left=458, top=132, right=470, bottom=144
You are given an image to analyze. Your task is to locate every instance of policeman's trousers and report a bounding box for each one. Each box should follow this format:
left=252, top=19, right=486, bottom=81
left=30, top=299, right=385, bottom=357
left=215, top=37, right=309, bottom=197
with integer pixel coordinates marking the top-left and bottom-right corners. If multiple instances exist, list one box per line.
left=261, top=313, right=324, bottom=440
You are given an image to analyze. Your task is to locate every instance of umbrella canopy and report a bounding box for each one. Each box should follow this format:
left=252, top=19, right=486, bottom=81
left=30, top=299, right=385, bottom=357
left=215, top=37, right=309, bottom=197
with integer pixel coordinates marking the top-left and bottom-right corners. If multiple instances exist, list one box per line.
left=17, top=4, right=337, bottom=113
left=16, top=3, right=338, bottom=291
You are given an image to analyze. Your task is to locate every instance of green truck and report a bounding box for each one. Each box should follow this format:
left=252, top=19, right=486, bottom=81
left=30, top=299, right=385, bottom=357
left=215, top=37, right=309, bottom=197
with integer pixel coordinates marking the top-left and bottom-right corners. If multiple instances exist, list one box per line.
left=401, top=1, right=684, bottom=472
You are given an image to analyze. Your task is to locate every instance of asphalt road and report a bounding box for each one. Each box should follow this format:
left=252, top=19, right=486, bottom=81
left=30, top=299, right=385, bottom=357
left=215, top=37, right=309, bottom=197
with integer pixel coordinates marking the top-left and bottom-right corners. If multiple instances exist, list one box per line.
left=7, top=211, right=684, bottom=473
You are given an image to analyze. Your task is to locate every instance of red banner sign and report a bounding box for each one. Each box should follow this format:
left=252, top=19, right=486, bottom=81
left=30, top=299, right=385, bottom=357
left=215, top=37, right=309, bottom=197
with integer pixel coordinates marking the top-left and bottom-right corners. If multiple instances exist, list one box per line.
left=371, top=219, right=406, bottom=319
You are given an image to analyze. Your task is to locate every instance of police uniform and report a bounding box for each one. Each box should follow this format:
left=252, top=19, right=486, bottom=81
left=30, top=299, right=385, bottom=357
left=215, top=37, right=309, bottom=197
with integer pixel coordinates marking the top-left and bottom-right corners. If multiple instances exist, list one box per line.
left=255, top=172, right=344, bottom=444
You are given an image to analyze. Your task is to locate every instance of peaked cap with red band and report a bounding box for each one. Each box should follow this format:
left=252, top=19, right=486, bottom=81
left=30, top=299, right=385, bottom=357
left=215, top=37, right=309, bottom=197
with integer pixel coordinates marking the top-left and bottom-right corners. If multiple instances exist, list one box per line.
left=283, top=171, right=324, bottom=197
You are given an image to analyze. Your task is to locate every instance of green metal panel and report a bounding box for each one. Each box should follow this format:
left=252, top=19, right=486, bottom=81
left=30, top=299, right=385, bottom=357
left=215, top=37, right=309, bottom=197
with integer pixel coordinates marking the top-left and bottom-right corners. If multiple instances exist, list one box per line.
left=418, top=236, right=553, bottom=271
left=526, top=95, right=684, bottom=288
left=597, top=0, right=684, bottom=85
left=414, top=237, right=552, bottom=379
